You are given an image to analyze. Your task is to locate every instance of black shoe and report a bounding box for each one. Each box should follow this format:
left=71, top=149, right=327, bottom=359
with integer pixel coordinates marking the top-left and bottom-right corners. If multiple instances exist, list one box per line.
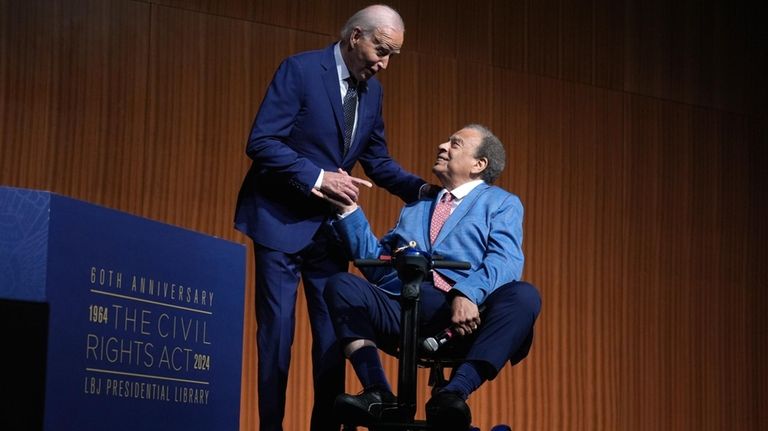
left=334, top=387, right=398, bottom=426
left=425, top=390, right=472, bottom=431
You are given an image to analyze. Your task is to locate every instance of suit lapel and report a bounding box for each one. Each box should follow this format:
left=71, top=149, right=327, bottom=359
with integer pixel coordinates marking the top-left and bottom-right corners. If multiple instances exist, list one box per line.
left=320, top=46, right=344, bottom=148
left=432, top=184, right=490, bottom=248
left=421, top=198, right=434, bottom=250
left=346, top=81, right=369, bottom=160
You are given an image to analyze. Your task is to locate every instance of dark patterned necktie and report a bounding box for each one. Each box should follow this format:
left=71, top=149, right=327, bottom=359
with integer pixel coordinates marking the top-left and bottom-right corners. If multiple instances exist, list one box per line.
left=342, top=77, right=358, bottom=155
left=430, top=192, right=454, bottom=292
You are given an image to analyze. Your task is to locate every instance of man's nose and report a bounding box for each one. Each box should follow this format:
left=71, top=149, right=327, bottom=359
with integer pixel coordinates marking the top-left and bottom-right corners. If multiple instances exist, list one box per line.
left=379, top=56, right=390, bottom=70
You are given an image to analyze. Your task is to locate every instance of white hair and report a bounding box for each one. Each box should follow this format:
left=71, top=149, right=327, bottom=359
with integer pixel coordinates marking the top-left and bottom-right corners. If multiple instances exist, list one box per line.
left=340, top=4, right=404, bottom=41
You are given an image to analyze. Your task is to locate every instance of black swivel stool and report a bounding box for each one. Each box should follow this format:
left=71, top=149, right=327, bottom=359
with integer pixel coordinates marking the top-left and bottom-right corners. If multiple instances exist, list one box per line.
left=342, top=247, right=471, bottom=431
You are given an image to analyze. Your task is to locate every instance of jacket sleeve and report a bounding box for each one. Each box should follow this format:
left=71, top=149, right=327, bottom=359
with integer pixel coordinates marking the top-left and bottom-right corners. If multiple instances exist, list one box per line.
left=245, top=57, right=322, bottom=194
left=332, top=207, right=399, bottom=287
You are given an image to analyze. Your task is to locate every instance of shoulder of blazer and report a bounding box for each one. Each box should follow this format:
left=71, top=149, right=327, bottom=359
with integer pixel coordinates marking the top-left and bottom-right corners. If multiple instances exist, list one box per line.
left=487, top=184, right=520, bottom=201
left=464, top=184, right=521, bottom=212
left=484, top=184, right=513, bottom=198
left=482, top=185, right=523, bottom=214
left=288, top=44, right=335, bottom=71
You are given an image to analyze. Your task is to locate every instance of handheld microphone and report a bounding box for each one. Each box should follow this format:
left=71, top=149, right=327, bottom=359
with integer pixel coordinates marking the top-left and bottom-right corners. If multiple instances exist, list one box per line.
left=421, top=327, right=457, bottom=353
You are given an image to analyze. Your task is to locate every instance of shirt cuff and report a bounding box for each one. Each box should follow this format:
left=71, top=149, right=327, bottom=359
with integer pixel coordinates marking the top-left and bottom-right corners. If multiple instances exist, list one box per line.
left=313, top=169, right=324, bottom=189
left=336, top=205, right=359, bottom=219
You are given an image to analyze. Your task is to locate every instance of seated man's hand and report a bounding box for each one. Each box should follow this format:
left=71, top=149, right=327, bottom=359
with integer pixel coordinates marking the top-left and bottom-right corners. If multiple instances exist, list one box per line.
left=450, top=294, right=481, bottom=336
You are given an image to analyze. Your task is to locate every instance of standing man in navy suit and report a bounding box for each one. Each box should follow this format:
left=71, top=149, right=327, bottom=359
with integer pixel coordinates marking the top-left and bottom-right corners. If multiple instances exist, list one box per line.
left=323, top=125, right=542, bottom=430
left=234, top=5, right=428, bottom=431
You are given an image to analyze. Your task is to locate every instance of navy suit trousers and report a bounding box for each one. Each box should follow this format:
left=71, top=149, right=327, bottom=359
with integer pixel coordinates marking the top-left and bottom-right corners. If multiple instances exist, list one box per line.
left=324, top=273, right=541, bottom=377
left=253, top=224, right=348, bottom=431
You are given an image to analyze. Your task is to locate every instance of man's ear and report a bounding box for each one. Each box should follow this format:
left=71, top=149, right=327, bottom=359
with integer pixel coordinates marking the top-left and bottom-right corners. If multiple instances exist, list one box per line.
left=350, top=27, right=363, bottom=47
left=472, top=157, right=488, bottom=176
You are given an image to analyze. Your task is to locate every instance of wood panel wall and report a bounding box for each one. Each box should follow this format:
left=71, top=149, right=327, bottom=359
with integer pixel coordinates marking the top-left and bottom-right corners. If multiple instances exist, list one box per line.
left=1, top=0, right=766, bottom=430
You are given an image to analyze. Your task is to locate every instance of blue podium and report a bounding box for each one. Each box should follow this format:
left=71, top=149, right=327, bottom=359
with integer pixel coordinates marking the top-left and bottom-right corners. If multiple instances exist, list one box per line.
left=0, top=186, right=246, bottom=430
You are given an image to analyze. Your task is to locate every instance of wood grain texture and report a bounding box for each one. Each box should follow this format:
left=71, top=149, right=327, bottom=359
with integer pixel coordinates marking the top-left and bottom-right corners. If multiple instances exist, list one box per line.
left=593, top=0, right=625, bottom=90
left=150, top=0, right=338, bottom=36
left=0, top=0, right=149, bottom=212
left=527, top=0, right=561, bottom=79
left=561, top=0, right=595, bottom=84
left=491, top=0, right=528, bottom=72
left=1, top=1, right=765, bottom=430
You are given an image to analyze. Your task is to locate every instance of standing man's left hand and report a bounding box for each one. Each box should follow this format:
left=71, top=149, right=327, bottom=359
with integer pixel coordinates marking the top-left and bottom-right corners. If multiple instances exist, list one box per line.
left=312, top=168, right=373, bottom=212
left=318, top=170, right=373, bottom=205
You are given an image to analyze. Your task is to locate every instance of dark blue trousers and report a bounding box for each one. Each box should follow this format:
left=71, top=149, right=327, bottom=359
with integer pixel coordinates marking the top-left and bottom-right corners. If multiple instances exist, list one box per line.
left=253, top=227, right=347, bottom=431
left=324, top=273, right=541, bottom=378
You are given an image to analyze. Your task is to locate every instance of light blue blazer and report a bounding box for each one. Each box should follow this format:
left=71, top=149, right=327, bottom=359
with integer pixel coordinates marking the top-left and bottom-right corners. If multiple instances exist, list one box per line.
left=333, top=183, right=524, bottom=305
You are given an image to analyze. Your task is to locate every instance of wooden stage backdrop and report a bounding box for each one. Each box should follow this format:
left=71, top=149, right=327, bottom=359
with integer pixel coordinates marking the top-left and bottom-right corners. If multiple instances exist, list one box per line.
left=1, top=0, right=766, bottom=429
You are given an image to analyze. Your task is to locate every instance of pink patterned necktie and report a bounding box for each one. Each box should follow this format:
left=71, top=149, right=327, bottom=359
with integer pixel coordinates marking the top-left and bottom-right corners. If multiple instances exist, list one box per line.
left=430, top=192, right=454, bottom=292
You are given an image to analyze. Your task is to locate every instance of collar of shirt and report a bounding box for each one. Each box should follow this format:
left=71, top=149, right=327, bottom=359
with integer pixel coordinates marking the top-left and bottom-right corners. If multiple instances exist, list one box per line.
left=437, top=179, right=485, bottom=212
left=333, top=43, right=353, bottom=97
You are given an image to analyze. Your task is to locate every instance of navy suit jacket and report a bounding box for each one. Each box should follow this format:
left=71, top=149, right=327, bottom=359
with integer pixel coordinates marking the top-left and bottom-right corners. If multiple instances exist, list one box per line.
left=235, top=44, right=425, bottom=253
left=333, top=183, right=525, bottom=305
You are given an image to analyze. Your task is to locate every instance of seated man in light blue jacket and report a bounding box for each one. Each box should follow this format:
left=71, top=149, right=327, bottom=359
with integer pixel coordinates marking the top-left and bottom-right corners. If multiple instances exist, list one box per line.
left=322, top=124, right=541, bottom=431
